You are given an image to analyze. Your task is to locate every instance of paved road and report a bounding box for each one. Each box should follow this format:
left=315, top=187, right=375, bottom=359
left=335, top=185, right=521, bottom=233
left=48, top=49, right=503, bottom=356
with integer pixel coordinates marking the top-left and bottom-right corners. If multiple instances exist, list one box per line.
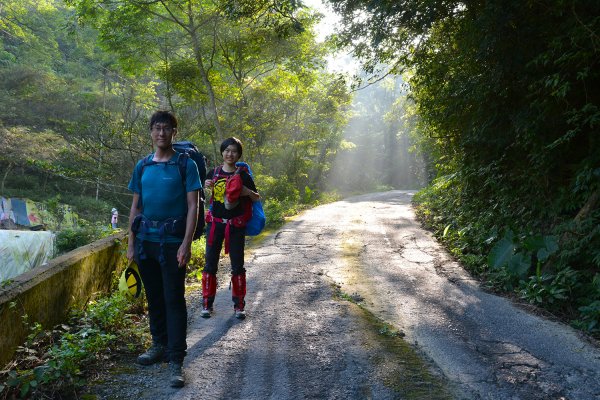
left=92, top=190, right=600, bottom=399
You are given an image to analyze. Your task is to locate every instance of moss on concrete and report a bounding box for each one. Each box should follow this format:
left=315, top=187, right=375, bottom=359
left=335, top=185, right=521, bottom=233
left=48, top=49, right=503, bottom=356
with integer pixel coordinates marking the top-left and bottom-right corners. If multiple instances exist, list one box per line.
left=0, top=233, right=128, bottom=367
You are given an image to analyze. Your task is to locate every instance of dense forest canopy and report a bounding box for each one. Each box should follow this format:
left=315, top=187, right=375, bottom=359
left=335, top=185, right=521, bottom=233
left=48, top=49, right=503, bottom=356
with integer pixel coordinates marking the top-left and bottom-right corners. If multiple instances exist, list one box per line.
left=328, top=0, right=600, bottom=332
left=0, top=0, right=424, bottom=235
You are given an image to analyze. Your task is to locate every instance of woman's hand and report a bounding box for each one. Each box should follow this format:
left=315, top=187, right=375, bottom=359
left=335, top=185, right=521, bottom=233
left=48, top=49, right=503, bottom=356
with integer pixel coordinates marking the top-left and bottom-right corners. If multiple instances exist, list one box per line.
left=242, top=185, right=260, bottom=202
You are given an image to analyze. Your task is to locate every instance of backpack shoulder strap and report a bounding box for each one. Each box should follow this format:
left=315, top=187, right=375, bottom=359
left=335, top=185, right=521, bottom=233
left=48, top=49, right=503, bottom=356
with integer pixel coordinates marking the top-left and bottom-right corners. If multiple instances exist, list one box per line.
left=234, top=165, right=248, bottom=177
left=177, top=152, right=189, bottom=186
left=140, top=154, right=154, bottom=173
left=137, top=154, right=155, bottom=209
left=213, top=166, right=223, bottom=182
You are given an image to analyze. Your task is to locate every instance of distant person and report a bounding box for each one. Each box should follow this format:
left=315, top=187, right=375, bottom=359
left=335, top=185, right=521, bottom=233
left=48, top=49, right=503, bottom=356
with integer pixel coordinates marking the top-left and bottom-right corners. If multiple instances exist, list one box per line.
left=202, top=137, right=260, bottom=319
left=126, top=110, right=201, bottom=388
left=111, top=208, right=118, bottom=229
left=0, top=206, right=6, bottom=229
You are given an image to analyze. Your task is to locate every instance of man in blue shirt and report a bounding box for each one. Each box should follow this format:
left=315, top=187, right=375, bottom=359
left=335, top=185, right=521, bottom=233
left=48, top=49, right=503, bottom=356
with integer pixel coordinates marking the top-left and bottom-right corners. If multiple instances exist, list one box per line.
left=127, top=110, right=201, bottom=388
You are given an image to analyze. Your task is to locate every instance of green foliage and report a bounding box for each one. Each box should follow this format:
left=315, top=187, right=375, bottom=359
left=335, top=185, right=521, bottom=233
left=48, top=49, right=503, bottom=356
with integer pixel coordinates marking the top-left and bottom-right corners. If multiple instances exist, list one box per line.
left=487, top=231, right=558, bottom=279
left=1, top=293, right=148, bottom=399
left=317, top=190, right=343, bottom=205
left=302, top=186, right=314, bottom=204
left=571, top=274, right=600, bottom=333
left=519, top=267, right=580, bottom=310
left=378, top=323, right=403, bottom=338
left=263, top=199, right=287, bottom=227
left=487, top=235, right=515, bottom=270
left=61, top=195, right=114, bottom=225
left=415, top=178, right=600, bottom=334
left=187, top=237, right=206, bottom=281
left=55, top=223, right=109, bottom=254
left=574, top=301, right=600, bottom=334
left=413, top=144, right=599, bottom=333
left=257, top=174, right=300, bottom=203
left=1, top=279, right=14, bottom=288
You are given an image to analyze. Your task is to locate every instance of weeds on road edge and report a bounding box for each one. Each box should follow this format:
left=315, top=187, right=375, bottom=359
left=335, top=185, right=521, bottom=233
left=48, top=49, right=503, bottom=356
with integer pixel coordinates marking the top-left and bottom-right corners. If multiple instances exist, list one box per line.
left=0, top=291, right=149, bottom=399
left=331, top=283, right=451, bottom=399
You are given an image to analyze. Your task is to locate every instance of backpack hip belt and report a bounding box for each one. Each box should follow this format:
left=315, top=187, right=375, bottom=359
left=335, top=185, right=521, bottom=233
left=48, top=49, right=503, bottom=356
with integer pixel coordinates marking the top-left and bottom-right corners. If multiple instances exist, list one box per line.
left=206, top=211, right=247, bottom=255
left=132, top=214, right=186, bottom=266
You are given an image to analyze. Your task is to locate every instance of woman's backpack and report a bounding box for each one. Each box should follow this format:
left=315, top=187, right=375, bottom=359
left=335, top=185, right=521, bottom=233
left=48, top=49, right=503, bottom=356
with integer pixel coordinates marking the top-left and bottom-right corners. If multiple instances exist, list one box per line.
left=234, top=162, right=265, bottom=236
left=207, top=162, right=265, bottom=236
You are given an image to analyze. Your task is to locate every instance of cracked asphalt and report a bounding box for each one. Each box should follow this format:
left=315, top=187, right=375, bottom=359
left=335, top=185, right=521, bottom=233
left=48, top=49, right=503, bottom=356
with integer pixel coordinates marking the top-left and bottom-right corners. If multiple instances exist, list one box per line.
left=90, top=190, right=600, bottom=399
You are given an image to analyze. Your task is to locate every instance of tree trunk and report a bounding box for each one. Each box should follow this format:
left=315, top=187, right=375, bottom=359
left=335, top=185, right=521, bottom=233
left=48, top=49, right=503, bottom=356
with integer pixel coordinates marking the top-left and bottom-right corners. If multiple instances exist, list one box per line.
left=1, top=162, right=13, bottom=193
left=385, top=123, right=397, bottom=186
left=574, top=189, right=599, bottom=223
left=310, top=139, right=331, bottom=190
left=545, top=189, right=600, bottom=273
left=188, top=18, right=224, bottom=141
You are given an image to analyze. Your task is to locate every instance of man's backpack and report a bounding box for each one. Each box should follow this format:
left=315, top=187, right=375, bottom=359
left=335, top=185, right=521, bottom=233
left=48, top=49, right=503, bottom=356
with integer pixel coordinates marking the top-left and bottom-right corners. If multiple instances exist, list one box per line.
left=173, top=141, right=207, bottom=184
left=138, top=143, right=207, bottom=240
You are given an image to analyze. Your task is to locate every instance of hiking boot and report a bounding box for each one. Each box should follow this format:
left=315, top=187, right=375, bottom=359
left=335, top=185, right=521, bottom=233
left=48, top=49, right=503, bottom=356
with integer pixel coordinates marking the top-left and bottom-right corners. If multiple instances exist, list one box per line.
left=231, top=273, right=246, bottom=320
left=234, top=308, right=246, bottom=319
left=136, top=343, right=166, bottom=366
left=202, top=272, right=217, bottom=318
left=200, top=307, right=213, bottom=318
left=169, top=362, right=185, bottom=388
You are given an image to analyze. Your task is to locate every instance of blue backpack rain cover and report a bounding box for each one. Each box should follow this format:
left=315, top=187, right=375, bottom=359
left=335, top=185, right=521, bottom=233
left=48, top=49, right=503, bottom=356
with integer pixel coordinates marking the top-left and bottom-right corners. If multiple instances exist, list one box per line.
left=235, top=162, right=266, bottom=236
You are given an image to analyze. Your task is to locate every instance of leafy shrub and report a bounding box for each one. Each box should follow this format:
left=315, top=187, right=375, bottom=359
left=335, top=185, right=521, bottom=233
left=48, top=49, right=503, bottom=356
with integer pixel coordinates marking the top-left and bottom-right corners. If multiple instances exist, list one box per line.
left=55, top=223, right=107, bottom=254
left=1, top=293, right=148, bottom=398
left=302, top=186, right=314, bottom=204
left=317, top=190, right=342, bottom=204
left=414, top=174, right=600, bottom=337
left=485, top=267, right=522, bottom=292
left=263, top=199, right=286, bottom=227
left=186, top=237, right=206, bottom=281
left=256, top=175, right=299, bottom=202
left=4, top=173, right=39, bottom=190
left=573, top=300, right=600, bottom=333
left=62, top=195, right=113, bottom=223
left=519, top=267, right=580, bottom=310
left=488, top=231, right=559, bottom=279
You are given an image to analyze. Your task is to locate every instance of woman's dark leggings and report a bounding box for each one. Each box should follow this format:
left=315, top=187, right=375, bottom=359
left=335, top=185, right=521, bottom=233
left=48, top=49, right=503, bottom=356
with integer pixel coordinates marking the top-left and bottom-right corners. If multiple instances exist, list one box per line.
left=204, top=222, right=246, bottom=275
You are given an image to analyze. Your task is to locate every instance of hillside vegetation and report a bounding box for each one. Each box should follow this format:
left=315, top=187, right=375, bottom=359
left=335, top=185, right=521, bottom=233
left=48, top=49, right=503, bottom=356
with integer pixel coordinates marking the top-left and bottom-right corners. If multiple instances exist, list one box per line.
left=0, top=0, right=354, bottom=239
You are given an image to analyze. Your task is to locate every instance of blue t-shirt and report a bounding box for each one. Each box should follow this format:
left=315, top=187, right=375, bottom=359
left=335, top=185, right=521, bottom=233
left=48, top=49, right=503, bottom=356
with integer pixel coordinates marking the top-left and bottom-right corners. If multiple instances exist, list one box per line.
left=128, top=152, right=202, bottom=243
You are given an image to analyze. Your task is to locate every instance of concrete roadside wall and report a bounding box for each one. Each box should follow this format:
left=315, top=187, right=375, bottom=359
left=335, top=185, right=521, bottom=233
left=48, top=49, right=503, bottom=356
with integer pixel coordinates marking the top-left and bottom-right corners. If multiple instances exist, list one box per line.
left=0, top=232, right=128, bottom=367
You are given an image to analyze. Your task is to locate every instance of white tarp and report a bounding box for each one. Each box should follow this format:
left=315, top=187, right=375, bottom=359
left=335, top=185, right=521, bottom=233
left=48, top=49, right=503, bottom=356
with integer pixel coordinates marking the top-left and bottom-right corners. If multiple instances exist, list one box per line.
left=0, top=230, right=55, bottom=281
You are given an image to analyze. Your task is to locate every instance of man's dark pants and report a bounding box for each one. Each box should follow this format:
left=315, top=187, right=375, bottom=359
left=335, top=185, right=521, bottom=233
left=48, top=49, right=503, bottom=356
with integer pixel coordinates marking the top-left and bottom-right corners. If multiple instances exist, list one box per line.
left=136, top=241, right=187, bottom=363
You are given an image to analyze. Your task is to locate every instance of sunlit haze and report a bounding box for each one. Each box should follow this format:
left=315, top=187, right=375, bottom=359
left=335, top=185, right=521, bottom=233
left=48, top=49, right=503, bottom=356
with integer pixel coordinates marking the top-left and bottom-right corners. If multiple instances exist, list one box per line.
left=302, top=0, right=359, bottom=74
